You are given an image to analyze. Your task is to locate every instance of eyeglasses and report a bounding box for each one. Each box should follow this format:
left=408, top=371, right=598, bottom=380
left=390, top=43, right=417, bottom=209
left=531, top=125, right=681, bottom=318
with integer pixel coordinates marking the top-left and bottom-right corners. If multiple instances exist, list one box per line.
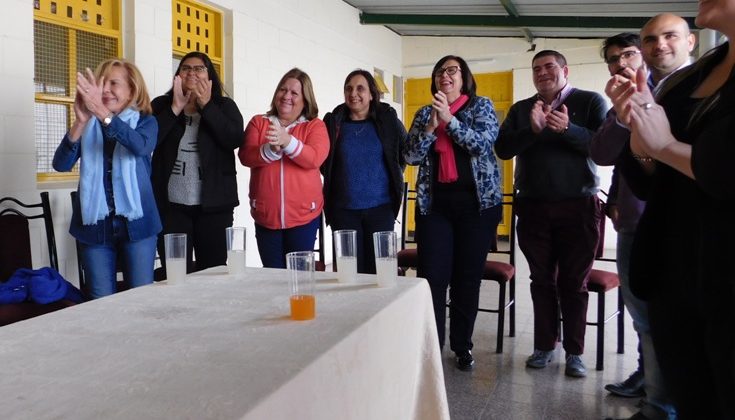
left=434, top=66, right=461, bottom=77
left=606, top=50, right=641, bottom=65
left=179, top=65, right=208, bottom=74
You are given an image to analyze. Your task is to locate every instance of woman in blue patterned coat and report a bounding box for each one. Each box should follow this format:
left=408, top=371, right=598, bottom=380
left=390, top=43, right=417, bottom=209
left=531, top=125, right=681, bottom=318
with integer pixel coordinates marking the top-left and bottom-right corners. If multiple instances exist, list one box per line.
left=404, top=55, right=503, bottom=371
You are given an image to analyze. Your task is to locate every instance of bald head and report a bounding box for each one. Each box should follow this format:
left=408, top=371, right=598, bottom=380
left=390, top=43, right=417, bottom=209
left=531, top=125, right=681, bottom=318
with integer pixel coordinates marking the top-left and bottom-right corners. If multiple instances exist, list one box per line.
left=640, top=13, right=695, bottom=84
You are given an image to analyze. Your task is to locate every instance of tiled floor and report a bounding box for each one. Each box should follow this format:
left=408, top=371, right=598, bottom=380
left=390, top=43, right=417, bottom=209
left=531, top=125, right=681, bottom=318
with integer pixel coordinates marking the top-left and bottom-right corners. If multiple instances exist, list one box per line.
left=414, top=242, right=644, bottom=420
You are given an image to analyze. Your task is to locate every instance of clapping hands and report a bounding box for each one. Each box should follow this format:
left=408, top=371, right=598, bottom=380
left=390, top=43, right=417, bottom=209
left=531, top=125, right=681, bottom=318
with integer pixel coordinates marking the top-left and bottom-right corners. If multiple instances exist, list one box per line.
left=530, top=100, right=569, bottom=134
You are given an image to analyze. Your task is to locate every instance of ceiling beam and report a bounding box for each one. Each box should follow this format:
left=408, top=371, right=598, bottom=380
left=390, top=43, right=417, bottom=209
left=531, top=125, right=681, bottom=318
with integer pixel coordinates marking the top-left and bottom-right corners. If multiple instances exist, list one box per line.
left=497, top=0, right=535, bottom=42
left=498, top=0, right=520, bottom=18
left=520, top=27, right=535, bottom=44
left=359, top=13, right=697, bottom=30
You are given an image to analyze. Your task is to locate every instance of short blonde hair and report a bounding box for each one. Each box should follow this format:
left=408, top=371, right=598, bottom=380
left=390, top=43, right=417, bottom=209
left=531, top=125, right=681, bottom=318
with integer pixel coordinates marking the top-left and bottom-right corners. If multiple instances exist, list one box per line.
left=94, top=58, right=152, bottom=115
left=267, top=68, right=319, bottom=120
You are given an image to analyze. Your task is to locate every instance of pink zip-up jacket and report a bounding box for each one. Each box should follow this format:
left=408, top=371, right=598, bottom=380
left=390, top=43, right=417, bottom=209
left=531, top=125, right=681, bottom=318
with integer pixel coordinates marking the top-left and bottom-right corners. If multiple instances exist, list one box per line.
left=239, top=115, right=329, bottom=229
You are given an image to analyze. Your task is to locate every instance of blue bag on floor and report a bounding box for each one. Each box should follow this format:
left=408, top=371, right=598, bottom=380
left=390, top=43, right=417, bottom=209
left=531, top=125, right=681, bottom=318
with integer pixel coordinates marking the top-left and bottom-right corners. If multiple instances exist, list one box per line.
left=0, top=267, right=84, bottom=304
left=0, top=276, right=28, bottom=304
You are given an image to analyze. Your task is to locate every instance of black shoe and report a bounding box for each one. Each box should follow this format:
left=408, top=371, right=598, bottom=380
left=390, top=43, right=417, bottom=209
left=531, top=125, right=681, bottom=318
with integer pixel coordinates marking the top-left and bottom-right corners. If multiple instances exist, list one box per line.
left=455, top=351, right=474, bottom=371
left=605, top=369, right=645, bottom=398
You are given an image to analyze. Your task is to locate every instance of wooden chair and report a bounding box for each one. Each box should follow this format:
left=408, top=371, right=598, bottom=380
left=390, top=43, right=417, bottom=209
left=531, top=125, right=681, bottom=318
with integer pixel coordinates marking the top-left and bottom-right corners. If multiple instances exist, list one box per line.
left=0, top=192, right=76, bottom=326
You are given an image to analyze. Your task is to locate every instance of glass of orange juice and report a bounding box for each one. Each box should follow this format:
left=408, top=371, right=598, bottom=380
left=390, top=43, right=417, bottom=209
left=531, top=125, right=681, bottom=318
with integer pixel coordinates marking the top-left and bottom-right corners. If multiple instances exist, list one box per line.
left=286, top=251, right=316, bottom=320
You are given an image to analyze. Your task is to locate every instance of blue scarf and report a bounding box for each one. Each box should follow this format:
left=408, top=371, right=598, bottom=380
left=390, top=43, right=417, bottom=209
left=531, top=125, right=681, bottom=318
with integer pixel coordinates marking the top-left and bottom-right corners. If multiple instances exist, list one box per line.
left=79, top=107, right=143, bottom=225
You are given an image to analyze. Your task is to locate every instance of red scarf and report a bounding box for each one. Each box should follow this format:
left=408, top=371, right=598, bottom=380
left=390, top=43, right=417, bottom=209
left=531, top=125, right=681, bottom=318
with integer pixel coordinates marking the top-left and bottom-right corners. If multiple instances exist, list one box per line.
left=434, top=94, right=469, bottom=183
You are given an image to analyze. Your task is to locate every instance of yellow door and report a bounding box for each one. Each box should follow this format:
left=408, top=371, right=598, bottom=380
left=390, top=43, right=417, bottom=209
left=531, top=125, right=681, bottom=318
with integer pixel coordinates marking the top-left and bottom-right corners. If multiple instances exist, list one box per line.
left=402, top=71, right=514, bottom=236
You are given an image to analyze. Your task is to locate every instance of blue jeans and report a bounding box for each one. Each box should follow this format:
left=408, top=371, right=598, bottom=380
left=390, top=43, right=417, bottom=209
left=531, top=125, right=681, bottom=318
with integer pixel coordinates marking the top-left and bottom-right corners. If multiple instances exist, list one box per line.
left=618, top=232, right=676, bottom=419
left=255, top=216, right=320, bottom=269
left=80, top=217, right=157, bottom=299
left=329, top=203, right=394, bottom=274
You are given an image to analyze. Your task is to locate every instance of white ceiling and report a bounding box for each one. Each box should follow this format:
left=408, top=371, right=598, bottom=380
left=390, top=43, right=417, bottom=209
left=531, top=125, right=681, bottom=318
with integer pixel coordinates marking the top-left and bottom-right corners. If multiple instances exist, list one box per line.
left=343, top=0, right=699, bottom=39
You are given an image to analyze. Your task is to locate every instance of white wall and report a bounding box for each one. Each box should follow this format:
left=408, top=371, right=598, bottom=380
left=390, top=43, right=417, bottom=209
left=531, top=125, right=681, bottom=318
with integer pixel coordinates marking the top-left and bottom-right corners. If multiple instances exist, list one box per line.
left=0, top=0, right=402, bottom=284
left=402, top=36, right=617, bottom=249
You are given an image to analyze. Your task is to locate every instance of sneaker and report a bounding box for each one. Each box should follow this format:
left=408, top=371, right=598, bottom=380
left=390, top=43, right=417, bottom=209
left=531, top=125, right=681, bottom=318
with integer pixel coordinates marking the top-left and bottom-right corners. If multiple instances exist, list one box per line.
left=565, top=354, right=587, bottom=378
left=605, top=369, right=646, bottom=398
left=455, top=350, right=474, bottom=371
left=526, top=349, right=554, bottom=368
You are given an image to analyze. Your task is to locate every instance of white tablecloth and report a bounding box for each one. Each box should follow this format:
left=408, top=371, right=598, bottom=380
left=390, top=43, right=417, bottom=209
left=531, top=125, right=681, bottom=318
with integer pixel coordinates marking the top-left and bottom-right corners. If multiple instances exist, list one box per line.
left=0, top=266, right=449, bottom=420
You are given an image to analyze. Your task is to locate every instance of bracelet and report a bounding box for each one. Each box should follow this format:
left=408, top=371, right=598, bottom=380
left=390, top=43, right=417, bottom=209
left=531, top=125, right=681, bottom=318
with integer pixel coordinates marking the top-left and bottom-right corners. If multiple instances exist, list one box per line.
left=632, top=154, right=654, bottom=163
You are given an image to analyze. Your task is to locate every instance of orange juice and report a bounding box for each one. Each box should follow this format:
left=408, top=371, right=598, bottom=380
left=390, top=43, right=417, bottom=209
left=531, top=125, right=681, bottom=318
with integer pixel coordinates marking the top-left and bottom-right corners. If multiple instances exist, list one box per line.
left=290, top=294, right=316, bottom=320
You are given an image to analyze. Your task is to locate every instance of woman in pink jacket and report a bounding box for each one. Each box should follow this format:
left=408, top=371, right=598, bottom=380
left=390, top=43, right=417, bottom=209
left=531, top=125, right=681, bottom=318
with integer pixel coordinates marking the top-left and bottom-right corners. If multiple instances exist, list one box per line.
left=240, top=68, right=329, bottom=268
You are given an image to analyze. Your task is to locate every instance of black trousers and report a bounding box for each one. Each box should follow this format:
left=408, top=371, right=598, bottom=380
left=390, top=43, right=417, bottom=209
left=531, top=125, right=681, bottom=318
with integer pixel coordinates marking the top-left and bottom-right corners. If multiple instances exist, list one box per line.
left=158, top=203, right=234, bottom=275
left=648, top=282, right=735, bottom=420
left=416, top=190, right=502, bottom=352
left=329, top=203, right=394, bottom=274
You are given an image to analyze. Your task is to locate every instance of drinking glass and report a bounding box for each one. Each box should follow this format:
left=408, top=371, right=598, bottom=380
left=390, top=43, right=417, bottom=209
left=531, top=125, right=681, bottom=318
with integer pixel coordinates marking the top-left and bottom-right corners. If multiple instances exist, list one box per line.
left=333, top=229, right=357, bottom=283
left=373, top=231, right=398, bottom=287
left=286, top=251, right=316, bottom=320
left=164, top=233, right=187, bottom=284
left=226, top=226, right=247, bottom=275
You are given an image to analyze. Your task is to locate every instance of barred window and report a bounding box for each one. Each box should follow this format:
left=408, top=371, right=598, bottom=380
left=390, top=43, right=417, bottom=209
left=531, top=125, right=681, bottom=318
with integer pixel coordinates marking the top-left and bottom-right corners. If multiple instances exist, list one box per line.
left=172, top=0, right=223, bottom=79
left=34, top=0, right=120, bottom=181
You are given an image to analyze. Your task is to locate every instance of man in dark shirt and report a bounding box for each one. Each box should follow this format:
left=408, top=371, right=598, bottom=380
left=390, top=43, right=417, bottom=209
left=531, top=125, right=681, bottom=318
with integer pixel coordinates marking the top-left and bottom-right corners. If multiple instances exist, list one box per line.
left=495, top=50, right=606, bottom=378
left=593, top=16, right=693, bottom=419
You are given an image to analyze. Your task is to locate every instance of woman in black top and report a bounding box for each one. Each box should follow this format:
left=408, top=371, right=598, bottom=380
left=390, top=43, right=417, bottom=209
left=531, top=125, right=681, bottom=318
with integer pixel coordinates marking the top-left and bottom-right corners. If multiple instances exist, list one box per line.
left=611, top=4, right=735, bottom=417
left=152, top=52, right=244, bottom=275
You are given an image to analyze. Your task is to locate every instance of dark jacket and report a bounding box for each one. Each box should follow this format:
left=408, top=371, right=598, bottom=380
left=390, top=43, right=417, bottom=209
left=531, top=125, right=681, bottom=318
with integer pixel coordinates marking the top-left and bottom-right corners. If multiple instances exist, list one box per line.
left=623, top=43, right=735, bottom=301
left=322, top=102, right=406, bottom=225
left=151, top=94, right=244, bottom=213
left=495, top=88, right=607, bottom=200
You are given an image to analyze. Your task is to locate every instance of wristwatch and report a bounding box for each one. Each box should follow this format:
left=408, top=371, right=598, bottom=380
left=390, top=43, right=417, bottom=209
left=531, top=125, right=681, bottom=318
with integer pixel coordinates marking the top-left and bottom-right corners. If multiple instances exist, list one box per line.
left=102, top=114, right=114, bottom=127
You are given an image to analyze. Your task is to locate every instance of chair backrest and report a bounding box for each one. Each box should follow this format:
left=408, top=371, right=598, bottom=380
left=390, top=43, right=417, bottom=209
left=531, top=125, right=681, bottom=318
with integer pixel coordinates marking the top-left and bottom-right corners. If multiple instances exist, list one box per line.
left=595, top=190, right=613, bottom=263
left=490, top=192, right=517, bottom=267
left=400, top=182, right=418, bottom=250
left=314, top=212, right=326, bottom=271
left=70, top=191, right=90, bottom=293
left=0, top=192, right=58, bottom=281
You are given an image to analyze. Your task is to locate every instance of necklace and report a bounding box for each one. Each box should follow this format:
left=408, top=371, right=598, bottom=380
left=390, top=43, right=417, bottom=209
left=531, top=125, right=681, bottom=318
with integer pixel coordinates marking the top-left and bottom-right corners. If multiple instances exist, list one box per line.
left=347, top=121, right=368, bottom=137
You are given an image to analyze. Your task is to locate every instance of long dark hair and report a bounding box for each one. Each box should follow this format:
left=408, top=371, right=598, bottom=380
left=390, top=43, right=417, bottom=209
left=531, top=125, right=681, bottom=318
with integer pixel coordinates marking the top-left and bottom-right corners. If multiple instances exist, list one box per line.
left=168, top=51, right=225, bottom=98
left=344, top=69, right=381, bottom=119
left=430, top=55, right=476, bottom=98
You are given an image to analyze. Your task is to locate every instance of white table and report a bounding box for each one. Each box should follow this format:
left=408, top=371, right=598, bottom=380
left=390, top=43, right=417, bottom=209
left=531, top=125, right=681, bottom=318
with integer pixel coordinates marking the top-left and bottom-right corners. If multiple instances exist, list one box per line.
left=0, top=266, right=449, bottom=420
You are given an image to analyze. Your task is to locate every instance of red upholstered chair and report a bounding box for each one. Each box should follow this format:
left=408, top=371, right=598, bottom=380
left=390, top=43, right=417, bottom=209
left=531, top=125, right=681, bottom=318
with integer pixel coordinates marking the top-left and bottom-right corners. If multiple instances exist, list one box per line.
left=559, top=192, right=625, bottom=371
left=1, top=192, right=77, bottom=326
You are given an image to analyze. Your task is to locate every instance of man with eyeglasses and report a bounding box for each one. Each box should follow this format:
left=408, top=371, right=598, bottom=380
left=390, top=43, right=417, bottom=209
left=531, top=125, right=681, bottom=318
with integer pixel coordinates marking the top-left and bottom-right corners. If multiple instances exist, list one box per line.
left=495, top=50, right=606, bottom=378
left=592, top=18, right=694, bottom=420
left=592, top=32, right=679, bottom=420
